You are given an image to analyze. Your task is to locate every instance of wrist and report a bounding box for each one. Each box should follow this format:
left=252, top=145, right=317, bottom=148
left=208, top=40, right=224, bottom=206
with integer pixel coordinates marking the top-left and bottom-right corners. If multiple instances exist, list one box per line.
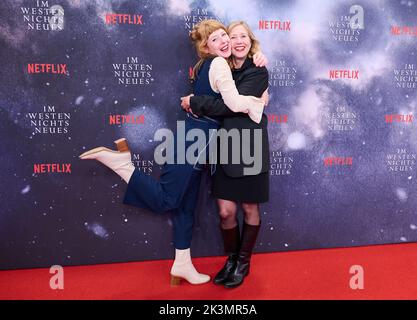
left=189, top=96, right=198, bottom=113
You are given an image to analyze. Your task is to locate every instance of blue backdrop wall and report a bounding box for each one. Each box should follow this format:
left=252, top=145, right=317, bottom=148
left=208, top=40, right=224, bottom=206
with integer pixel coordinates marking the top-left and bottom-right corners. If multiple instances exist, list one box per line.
left=0, top=0, right=416, bottom=269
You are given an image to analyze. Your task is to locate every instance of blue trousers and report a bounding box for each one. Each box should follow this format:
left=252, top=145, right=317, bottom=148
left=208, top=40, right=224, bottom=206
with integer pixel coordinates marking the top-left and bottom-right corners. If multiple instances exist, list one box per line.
left=123, top=114, right=219, bottom=249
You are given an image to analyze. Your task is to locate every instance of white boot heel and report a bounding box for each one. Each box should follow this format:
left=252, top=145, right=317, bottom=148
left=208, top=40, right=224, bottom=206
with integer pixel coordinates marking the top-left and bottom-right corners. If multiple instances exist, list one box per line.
left=170, top=275, right=182, bottom=286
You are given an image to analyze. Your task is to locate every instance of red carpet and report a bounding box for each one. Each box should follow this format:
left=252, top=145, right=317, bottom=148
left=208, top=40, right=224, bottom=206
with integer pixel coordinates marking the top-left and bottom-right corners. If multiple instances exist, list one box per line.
left=1, top=243, right=417, bottom=300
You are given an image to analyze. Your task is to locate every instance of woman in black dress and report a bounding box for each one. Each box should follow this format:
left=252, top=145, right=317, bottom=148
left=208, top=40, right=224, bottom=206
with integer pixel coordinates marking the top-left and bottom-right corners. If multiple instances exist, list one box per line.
left=182, top=21, right=269, bottom=288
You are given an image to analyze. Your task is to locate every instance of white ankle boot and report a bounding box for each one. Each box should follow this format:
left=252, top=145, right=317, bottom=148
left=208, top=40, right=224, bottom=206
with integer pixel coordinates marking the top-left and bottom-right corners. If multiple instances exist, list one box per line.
left=79, top=138, right=135, bottom=183
left=170, top=248, right=210, bottom=285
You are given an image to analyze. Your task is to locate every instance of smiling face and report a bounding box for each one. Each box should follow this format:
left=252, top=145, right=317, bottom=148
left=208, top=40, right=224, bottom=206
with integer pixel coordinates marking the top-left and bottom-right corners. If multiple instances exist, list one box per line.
left=205, top=28, right=231, bottom=58
left=229, top=24, right=252, bottom=60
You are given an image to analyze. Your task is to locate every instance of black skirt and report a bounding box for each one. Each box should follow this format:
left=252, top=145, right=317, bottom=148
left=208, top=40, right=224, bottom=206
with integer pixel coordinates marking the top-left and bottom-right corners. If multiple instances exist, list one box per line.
left=212, top=164, right=269, bottom=203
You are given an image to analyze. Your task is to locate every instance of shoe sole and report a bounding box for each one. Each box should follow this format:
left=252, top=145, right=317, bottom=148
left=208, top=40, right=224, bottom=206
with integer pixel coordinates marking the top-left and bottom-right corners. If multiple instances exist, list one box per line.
left=79, top=138, right=130, bottom=159
left=170, top=274, right=211, bottom=285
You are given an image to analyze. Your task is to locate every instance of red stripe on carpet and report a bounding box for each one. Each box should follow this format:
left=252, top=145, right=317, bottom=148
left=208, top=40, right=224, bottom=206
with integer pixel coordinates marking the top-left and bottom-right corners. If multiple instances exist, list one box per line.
left=1, top=243, right=417, bottom=300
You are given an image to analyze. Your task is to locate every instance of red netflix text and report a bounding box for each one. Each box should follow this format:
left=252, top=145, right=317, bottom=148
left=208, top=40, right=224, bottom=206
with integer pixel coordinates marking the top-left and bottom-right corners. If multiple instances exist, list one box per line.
left=34, top=163, right=72, bottom=173
left=259, top=20, right=291, bottom=31
left=105, top=14, right=143, bottom=25
left=268, top=114, right=288, bottom=123
left=385, top=114, right=413, bottom=123
left=391, top=26, right=417, bottom=36
left=27, top=64, right=67, bottom=74
left=324, top=157, right=353, bottom=167
left=109, top=115, right=145, bottom=125
left=329, top=70, right=359, bottom=79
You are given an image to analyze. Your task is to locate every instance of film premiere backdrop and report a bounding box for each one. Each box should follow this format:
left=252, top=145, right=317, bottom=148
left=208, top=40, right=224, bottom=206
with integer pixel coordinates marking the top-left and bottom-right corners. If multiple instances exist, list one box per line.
left=0, top=0, right=416, bottom=269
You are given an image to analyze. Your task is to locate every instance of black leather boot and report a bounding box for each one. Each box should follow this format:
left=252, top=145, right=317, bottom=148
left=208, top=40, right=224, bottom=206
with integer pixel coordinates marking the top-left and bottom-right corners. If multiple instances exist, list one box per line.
left=213, top=224, right=240, bottom=285
left=223, top=222, right=260, bottom=288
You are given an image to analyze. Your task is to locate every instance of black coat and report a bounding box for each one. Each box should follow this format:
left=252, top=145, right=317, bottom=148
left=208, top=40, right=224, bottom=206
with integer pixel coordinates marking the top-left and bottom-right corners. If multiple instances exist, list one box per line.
left=189, top=58, right=269, bottom=178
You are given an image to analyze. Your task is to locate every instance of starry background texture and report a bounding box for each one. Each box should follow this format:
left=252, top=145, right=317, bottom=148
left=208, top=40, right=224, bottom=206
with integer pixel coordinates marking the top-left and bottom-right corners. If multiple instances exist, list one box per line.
left=0, top=0, right=416, bottom=269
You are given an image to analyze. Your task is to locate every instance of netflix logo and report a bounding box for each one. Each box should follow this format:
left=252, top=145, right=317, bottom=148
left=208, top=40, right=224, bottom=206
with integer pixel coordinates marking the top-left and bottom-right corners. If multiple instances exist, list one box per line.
left=105, top=14, right=143, bottom=25
left=385, top=114, right=413, bottom=123
left=113, top=57, right=153, bottom=86
left=27, top=63, right=67, bottom=75
left=270, top=151, right=293, bottom=176
left=259, top=20, right=291, bottom=31
left=391, top=26, right=417, bottom=36
left=20, top=1, right=64, bottom=31
left=393, top=64, right=417, bottom=89
left=33, top=163, right=72, bottom=174
left=269, top=60, right=297, bottom=87
left=109, top=114, right=145, bottom=125
left=329, top=70, right=359, bottom=80
left=324, top=157, right=353, bottom=167
left=268, top=114, right=288, bottom=123
left=386, top=148, right=416, bottom=172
